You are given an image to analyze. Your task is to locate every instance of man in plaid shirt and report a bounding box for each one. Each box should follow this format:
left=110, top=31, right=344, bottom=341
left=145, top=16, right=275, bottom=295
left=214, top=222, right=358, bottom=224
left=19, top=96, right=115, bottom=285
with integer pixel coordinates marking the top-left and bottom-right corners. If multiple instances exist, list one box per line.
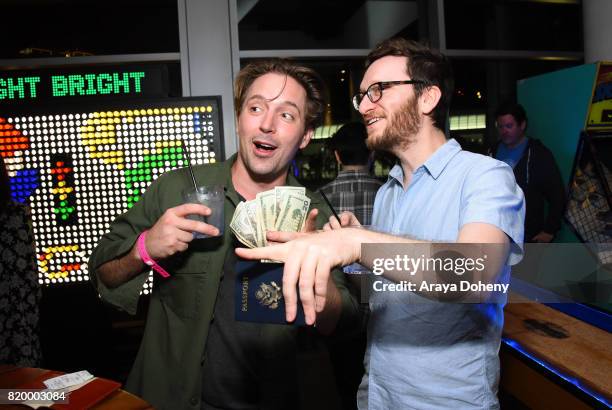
left=321, top=122, right=382, bottom=226
left=320, top=121, right=381, bottom=410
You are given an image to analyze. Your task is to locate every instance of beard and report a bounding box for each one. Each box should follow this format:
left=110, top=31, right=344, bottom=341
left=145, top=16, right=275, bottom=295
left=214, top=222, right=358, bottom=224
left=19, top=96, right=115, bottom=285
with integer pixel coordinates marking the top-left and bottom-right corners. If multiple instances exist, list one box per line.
left=366, top=95, right=421, bottom=153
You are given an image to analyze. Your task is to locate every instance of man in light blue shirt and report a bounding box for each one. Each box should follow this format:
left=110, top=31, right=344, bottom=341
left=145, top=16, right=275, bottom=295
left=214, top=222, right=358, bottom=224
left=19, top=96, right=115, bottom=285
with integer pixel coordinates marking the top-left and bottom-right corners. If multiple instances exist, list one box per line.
left=238, top=38, right=525, bottom=409
left=359, top=138, right=523, bottom=409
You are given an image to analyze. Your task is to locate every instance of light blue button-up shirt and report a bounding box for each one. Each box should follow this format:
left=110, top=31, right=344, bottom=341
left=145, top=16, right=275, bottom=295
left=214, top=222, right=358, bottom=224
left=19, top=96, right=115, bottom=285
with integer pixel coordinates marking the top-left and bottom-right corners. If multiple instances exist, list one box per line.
left=357, top=139, right=525, bottom=410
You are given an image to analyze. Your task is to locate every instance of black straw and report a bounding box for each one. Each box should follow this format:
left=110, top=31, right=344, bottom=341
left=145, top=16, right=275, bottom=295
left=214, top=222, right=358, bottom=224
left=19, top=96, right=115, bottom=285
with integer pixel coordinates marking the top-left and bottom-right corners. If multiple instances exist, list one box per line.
left=319, top=189, right=341, bottom=225
left=180, top=136, right=198, bottom=190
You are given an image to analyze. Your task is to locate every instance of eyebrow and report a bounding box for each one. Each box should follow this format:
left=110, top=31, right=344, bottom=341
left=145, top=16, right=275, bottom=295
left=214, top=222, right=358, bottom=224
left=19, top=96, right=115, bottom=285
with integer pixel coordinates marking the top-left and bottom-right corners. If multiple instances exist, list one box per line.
left=359, top=79, right=415, bottom=93
left=246, top=95, right=302, bottom=114
left=358, top=82, right=376, bottom=94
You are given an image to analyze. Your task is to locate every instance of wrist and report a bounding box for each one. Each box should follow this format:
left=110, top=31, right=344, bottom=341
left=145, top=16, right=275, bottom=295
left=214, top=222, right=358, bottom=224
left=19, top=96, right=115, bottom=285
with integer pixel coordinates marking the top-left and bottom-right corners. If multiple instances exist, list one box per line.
left=137, top=230, right=170, bottom=278
left=344, top=227, right=365, bottom=263
left=133, top=240, right=143, bottom=262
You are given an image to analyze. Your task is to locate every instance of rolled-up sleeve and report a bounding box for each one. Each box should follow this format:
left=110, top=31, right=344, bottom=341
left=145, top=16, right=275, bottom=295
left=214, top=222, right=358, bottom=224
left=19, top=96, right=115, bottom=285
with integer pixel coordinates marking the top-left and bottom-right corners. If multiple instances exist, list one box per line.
left=88, top=176, right=163, bottom=314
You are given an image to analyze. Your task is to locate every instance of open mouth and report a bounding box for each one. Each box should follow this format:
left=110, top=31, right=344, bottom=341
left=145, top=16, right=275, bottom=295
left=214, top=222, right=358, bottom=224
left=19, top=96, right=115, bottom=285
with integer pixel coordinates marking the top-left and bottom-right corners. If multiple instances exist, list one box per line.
left=253, top=139, right=278, bottom=153
left=365, top=116, right=383, bottom=126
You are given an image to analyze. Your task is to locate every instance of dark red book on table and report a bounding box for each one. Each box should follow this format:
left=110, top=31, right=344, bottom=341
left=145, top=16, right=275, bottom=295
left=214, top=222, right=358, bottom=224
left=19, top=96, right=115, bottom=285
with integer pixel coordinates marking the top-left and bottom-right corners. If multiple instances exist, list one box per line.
left=18, top=370, right=121, bottom=409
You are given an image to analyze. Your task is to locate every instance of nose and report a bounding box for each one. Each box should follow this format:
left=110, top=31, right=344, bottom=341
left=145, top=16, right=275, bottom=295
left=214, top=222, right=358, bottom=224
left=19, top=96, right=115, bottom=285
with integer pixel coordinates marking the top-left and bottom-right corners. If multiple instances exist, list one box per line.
left=358, top=96, right=375, bottom=116
left=259, top=110, right=276, bottom=133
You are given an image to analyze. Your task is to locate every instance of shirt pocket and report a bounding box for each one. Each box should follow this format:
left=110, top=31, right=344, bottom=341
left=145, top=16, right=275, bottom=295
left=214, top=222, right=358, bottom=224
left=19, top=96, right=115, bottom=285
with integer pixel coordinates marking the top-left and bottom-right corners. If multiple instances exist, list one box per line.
left=158, top=255, right=211, bottom=319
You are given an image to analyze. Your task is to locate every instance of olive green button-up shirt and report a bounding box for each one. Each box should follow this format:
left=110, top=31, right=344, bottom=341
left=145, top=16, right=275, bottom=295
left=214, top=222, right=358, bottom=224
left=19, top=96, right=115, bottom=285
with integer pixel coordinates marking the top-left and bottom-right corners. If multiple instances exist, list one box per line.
left=89, top=155, right=360, bottom=410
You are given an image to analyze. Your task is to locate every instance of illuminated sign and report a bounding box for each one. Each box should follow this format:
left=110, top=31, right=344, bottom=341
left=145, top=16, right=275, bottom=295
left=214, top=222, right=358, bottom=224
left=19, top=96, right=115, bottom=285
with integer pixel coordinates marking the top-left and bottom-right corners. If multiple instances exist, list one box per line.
left=0, top=77, right=41, bottom=99
left=1, top=97, right=223, bottom=293
left=0, top=66, right=169, bottom=104
left=51, top=72, right=146, bottom=97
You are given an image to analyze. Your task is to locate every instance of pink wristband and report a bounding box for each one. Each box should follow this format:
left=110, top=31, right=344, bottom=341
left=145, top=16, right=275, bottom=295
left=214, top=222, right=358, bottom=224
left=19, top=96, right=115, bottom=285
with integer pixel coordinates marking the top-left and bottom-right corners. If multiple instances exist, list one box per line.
left=137, top=230, right=170, bottom=278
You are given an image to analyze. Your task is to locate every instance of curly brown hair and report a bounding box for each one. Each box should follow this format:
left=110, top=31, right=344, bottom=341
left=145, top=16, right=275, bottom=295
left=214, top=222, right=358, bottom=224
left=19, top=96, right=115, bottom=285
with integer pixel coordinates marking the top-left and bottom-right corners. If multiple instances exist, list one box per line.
left=234, top=59, right=326, bottom=130
left=366, top=38, right=454, bottom=132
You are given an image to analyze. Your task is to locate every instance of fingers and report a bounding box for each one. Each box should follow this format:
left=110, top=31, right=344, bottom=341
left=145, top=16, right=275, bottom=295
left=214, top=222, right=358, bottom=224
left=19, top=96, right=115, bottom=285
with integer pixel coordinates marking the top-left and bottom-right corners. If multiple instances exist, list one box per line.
left=326, top=214, right=342, bottom=230
left=340, top=211, right=361, bottom=227
left=181, top=219, right=220, bottom=237
left=266, top=230, right=302, bottom=243
left=314, top=256, right=329, bottom=313
left=302, top=208, right=319, bottom=233
left=325, top=212, right=360, bottom=230
left=146, top=204, right=217, bottom=259
left=235, top=243, right=287, bottom=262
left=174, top=227, right=196, bottom=243
left=172, top=203, right=212, bottom=217
left=236, top=233, right=336, bottom=326
left=145, top=225, right=193, bottom=259
left=297, top=245, right=319, bottom=325
left=282, top=244, right=303, bottom=323
left=167, top=205, right=220, bottom=236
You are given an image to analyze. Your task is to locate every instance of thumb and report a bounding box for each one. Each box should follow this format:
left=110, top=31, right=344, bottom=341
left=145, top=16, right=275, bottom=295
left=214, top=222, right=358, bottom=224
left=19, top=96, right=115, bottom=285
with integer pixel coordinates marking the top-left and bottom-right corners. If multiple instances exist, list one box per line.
left=302, top=208, right=319, bottom=232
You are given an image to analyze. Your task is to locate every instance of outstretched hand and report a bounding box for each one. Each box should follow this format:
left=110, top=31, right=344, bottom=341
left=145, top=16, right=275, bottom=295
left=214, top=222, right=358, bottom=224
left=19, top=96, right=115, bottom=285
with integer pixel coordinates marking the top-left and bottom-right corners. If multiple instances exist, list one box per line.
left=236, top=228, right=360, bottom=325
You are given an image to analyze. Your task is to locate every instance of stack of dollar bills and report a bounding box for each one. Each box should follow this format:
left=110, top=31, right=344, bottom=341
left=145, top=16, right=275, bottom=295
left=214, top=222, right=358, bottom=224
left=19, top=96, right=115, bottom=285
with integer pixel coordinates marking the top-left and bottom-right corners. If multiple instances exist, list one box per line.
left=230, top=186, right=310, bottom=248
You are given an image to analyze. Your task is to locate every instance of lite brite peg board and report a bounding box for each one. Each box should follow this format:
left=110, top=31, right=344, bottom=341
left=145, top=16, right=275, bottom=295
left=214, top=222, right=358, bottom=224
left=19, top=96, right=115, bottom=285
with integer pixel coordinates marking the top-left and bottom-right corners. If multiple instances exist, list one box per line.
left=0, top=97, right=224, bottom=292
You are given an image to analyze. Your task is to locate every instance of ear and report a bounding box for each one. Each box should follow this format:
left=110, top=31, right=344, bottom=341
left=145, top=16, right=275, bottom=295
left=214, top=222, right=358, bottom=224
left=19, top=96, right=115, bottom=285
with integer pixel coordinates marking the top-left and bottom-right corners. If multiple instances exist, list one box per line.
left=299, top=128, right=313, bottom=149
left=419, top=85, right=442, bottom=116
left=519, top=120, right=527, bottom=134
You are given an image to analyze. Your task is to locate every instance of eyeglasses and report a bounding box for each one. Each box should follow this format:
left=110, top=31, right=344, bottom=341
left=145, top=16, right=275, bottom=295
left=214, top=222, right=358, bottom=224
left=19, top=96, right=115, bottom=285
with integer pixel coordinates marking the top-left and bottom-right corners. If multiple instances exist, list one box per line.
left=352, top=80, right=425, bottom=111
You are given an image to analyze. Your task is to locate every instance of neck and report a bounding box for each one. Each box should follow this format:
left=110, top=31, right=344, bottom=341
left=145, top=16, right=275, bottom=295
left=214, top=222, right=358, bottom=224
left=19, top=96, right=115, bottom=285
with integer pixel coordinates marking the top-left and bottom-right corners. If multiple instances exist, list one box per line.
left=505, top=135, right=527, bottom=149
left=341, top=164, right=368, bottom=172
left=231, top=160, right=288, bottom=200
left=393, top=125, right=447, bottom=188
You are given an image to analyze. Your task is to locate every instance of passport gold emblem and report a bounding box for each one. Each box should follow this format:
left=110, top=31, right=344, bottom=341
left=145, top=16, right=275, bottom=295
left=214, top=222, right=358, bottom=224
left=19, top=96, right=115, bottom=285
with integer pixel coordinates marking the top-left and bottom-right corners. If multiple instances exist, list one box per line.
left=255, top=281, right=282, bottom=309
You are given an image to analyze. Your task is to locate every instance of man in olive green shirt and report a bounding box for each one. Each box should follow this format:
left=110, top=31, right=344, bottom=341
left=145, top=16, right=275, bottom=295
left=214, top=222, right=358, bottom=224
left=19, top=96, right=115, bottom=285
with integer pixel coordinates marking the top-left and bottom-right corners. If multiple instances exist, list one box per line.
left=89, top=60, right=360, bottom=410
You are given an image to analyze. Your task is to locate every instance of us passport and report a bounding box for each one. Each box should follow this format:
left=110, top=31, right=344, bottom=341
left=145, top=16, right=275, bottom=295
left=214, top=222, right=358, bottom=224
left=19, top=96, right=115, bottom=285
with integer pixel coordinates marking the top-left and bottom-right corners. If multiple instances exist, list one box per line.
left=235, top=260, right=306, bottom=325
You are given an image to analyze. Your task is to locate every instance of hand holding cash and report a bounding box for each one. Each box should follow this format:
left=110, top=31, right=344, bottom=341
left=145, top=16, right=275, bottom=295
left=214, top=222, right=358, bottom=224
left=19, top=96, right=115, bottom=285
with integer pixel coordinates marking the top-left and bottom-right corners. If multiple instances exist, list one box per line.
left=230, top=186, right=311, bottom=249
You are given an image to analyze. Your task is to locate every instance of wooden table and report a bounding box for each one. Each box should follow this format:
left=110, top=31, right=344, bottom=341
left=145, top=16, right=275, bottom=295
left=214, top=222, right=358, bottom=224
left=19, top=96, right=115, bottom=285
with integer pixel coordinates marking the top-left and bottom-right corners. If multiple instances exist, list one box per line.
left=0, top=366, right=153, bottom=409
left=501, top=293, right=612, bottom=409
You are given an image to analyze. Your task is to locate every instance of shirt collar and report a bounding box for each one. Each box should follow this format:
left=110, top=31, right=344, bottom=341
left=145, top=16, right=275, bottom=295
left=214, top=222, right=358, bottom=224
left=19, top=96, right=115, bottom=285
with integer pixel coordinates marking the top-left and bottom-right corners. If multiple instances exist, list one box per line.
left=422, top=138, right=462, bottom=179
left=387, top=138, right=463, bottom=184
left=337, top=169, right=372, bottom=177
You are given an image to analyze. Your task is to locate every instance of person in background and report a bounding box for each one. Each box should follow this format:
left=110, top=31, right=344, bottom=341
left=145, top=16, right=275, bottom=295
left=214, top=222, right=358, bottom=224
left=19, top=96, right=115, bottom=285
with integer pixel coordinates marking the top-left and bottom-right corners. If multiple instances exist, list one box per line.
left=0, top=155, right=42, bottom=367
left=320, top=121, right=382, bottom=409
left=321, top=122, right=382, bottom=226
left=491, top=101, right=566, bottom=243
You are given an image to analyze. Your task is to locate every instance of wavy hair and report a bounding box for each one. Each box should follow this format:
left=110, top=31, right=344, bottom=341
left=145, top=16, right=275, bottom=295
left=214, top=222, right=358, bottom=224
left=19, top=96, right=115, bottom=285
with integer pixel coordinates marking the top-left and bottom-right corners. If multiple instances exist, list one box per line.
left=234, top=59, right=326, bottom=130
